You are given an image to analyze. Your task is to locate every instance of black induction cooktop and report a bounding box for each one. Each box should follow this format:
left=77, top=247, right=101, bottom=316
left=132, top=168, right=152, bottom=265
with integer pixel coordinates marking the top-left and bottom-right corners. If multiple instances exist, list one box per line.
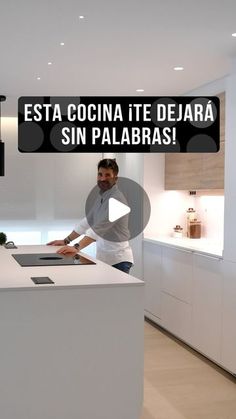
left=12, top=253, right=96, bottom=267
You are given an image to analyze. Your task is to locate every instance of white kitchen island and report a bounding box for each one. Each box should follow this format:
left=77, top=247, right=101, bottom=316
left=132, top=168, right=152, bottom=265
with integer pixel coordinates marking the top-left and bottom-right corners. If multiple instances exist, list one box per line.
left=0, top=245, right=144, bottom=419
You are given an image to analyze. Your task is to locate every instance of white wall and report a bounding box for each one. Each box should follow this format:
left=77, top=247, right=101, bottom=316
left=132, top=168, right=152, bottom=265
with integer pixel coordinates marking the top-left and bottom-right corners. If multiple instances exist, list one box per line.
left=0, top=117, right=101, bottom=244
left=223, top=59, right=236, bottom=262
left=195, top=195, right=224, bottom=243
left=144, top=154, right=181, bottom=236
left=143, top=153, right=192, bottom=237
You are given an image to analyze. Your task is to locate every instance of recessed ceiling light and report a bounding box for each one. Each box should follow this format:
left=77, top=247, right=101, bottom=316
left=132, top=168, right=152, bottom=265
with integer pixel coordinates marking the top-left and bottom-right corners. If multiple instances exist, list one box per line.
left=136, top=89, right=144, bottom=92
left=60, top=42, right=65, bottom=46
left=79, top=15, right=85, bottom=19
left=48, top=62, right=52, bottom=65
left=174, top=66, right=184, bottom=71
left=232, top=33, right=236, bottom=37
left=37, top=77, right=41, bottom=80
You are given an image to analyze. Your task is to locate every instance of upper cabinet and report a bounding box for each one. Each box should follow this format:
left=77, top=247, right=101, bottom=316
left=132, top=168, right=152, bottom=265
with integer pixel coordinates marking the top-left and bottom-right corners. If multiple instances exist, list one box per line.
left=165, top=93, right=225, bottom=190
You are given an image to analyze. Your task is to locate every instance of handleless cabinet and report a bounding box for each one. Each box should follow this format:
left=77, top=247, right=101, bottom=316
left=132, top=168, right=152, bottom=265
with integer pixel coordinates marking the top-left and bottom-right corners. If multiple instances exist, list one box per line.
left=161, top=247, right=193, bottom=342
left=192, top=253, right=222, bottom=362
left=143, top=240, right=236, bottom=374
left=143, top=241, right=162, bottom=321
left=221, top=260, right=236, bottom=373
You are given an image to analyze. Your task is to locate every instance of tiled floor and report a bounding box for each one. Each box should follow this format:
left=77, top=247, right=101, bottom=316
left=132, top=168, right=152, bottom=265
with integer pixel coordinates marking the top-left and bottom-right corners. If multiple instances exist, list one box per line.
left=141, top=320, right=236, bottom=419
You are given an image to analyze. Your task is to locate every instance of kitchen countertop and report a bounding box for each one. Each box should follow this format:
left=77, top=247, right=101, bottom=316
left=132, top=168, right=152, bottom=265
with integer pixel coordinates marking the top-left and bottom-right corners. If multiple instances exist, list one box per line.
left=144, top=236, right=223, bottom=258
left=0, top=245, right=143, bottom=290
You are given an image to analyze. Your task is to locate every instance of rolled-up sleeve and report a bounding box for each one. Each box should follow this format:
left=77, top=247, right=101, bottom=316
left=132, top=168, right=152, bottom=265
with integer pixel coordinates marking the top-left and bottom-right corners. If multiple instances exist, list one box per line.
left=74, top=217, right=90, bottom=235
left=74, top=218, right=99, bottom=241
left=85, top=227, right=99, bottom=241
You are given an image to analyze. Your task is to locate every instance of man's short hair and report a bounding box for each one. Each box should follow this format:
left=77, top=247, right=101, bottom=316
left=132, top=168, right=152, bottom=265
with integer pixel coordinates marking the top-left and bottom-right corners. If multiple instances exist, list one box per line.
left=98, top=158, right=119, bottom=175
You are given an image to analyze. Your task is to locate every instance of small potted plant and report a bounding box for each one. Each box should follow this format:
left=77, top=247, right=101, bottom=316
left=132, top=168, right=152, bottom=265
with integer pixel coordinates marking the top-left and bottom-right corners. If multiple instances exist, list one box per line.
left=0, top=232, right=7, bottom=245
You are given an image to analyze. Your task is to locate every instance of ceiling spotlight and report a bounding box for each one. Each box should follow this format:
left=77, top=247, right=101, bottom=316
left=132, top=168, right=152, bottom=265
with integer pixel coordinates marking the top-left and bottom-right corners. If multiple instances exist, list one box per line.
left=174, top=66, right=184, bottom=71
left=0, top=95, right=6, bottom=176
left=136, top=89, right=144, bottom=92
left=37, top=77, right=41, bottom=80
left=60, top=42, right=65, bottom=46
left=79, top=15, right=85, bottom=19
left=232, top=33, right=236, bottom=37
left=48, top=62, right=52, bottom=65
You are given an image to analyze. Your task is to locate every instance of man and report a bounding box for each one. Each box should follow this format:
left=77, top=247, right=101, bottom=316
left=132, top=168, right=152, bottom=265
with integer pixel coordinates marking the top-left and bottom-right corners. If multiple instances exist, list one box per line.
left=47, top=158, right=133, bottom=274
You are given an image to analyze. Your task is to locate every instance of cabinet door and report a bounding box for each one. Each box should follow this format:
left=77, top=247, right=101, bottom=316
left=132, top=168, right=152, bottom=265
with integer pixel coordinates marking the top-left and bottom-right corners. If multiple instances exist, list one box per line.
left=200, top=141, right=224, bottom=189
left=221, top=260, right=236, bottom=374
left=165, top=146, right=224, bottom=190
left=161, top=247, right=193, bottom=342
left=161, top=247, right=193, bottom=303
left=192, top=254, right=222, bottom=362
left=161, top=292, right=192, bottom=342
left=165, top=92, right=225, bottom=191
left=165, top=153, right=203, bottom=190
left=143, top=241, right=162, bottom=320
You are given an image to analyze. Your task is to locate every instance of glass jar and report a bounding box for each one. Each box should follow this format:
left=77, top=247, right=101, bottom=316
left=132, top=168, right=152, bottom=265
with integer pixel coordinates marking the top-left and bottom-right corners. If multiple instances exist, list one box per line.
left=186, top=208, right=196, bottom=222
left=188, top=221, right=201, bottom=239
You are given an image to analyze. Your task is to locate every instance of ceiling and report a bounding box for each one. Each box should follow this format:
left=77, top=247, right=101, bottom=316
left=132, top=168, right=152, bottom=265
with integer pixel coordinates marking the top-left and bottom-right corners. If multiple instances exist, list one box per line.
left=1, top=0, right=236, bottom=115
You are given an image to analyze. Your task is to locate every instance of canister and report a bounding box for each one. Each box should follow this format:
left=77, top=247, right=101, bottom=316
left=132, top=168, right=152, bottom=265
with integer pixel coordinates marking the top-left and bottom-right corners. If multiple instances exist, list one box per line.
left=186, top=207, right=196, bottom=222
left=189, top=220, right=201, bottom=239
left=173, top=225, right=183, bottom=238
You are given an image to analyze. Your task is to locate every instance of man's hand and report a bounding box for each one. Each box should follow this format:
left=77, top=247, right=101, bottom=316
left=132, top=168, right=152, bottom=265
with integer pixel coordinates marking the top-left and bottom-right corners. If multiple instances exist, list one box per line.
left=57, top=245, right=78, bottom=256
left=47, top=240, right=65, bottom=246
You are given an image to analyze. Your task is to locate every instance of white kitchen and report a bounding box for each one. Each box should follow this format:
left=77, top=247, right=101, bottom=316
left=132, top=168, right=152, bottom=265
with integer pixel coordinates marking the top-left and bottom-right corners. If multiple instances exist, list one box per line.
left=1, top=1, right=236, bottom=419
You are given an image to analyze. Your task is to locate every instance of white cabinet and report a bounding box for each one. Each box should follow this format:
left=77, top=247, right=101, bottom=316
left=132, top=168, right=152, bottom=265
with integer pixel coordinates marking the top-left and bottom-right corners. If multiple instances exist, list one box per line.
left=143, top=241, right=162, bottom=321
left=161, top=247, right=193, bottom=303
left=192, top=253, right=222, bottom=362
left=221, top=260, right=236, bottom=373
left=161, top=247, right=193, bottom=342
left=142, top=240, right=236, bottom=374
left=161, top=292, right=192, bottom=342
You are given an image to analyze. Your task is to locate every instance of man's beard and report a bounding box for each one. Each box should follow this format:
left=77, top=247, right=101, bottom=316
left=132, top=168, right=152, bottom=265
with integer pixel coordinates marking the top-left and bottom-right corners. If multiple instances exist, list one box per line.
left=97, top=180, right=115, bottom=192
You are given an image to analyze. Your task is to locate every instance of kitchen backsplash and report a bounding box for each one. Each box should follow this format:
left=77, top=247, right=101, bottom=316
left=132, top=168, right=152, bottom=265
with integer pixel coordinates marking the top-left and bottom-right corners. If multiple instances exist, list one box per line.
left=195, top=195, right=224, bottom=242
left=144, top=190, right=224, bottom=244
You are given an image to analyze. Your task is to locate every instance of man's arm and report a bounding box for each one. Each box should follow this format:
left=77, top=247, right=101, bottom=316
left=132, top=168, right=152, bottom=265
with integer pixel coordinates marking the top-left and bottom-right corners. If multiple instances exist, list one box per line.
left=47, top=230, right=80, bottom=246
left=57, top=236, right=95, bottom=256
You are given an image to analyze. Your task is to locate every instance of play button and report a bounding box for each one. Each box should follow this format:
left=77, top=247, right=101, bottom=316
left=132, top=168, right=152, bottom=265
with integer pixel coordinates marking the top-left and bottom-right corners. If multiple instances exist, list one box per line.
left=85, top=176, right=151, bottom=242
left=108, top=198, right=131, bottom=222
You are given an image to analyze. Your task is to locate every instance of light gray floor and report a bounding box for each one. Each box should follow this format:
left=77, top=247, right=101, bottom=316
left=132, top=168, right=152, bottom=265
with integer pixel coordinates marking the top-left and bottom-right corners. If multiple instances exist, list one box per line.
left=141, top=320, right=236, bottom=419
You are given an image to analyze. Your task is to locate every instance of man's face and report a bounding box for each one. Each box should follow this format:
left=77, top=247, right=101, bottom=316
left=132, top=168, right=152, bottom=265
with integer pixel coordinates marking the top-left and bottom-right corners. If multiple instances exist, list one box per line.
left=97, top=167, right=117, bottom=192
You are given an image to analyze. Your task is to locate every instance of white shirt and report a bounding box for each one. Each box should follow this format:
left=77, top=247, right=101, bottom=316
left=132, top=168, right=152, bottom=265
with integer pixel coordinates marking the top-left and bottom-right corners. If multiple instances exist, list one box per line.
left=74, top=184, right=133, bottom=266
